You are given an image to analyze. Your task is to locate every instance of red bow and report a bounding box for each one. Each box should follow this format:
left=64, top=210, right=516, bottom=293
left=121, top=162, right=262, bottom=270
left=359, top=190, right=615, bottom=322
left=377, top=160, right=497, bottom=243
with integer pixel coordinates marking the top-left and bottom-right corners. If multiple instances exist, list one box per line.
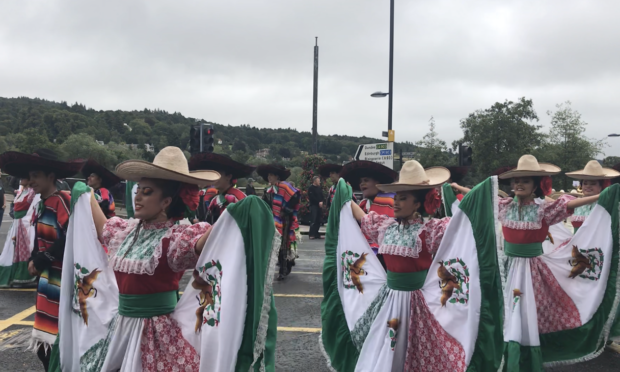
left=540, top=176, right=552, bottom=196
left=179, top=184, right=200, bottom=212
left=424, top=188, right=442, bottom=215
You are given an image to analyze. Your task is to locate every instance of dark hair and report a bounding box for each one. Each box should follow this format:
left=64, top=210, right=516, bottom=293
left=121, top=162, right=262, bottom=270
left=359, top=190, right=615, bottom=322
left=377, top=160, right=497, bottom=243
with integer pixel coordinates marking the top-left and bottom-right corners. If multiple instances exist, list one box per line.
left=150, top=179, right=186, bottom=219
left=511, top=176, right=545, bottom=198
left=404, top=189, right=432, bottom=214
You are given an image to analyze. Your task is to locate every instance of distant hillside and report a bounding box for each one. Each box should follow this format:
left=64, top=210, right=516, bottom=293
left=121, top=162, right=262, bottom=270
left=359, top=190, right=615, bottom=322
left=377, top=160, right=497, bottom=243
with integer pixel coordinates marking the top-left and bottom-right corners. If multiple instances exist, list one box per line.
left=0, top=96, right=416, bottom=170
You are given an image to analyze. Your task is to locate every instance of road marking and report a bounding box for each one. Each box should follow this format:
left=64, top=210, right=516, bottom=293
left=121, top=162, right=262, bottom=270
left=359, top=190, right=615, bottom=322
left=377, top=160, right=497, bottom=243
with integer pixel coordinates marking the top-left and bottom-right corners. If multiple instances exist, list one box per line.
left=0, top=306, right=36, bottom=332
left=294, top=258, right=323, bottom=262
left=0, top=288, right=36, bottom=292
left=298, top=249, right=325, bottom=253
left=277, top=327, right=320, bottom=333
left=274, top=294, right=323, bottom=298
left=0, top=328, right=32, bottom=351
left=290, top=272, right=322, bottom=275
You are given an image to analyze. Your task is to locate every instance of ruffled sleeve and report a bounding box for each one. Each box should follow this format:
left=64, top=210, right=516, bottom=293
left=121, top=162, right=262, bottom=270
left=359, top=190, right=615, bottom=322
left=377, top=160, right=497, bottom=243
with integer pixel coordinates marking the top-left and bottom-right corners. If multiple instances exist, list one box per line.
left=543, top=194, right=576, bottom=226
left=102, top=217, right=138, bottom=257
left=420, top=217, right=451, bottom=255
left=166, top=222, right=211, bottom=272
left=360, top=211, right=395, bottom=246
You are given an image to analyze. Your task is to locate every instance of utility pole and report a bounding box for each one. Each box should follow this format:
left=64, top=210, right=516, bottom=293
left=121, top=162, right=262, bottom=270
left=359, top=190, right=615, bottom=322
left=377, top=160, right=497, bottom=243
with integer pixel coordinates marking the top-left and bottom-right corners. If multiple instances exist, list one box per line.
left=387, top=0, right=394, bottom=134
left=312, top=37, right=319, bottom=154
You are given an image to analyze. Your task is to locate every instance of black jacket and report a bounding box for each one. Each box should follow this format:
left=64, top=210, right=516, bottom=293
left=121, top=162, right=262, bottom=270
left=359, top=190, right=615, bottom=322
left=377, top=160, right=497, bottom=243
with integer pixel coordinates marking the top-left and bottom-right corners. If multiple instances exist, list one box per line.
left=308, top=184, right=323, bottom=206
left=246, top=184, right=256, bottom=196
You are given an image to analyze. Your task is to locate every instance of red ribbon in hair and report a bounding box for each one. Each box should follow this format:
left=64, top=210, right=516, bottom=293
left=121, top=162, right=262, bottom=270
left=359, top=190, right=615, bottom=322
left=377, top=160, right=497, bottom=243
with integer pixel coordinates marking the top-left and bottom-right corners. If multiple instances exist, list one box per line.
left=424, top=188, right=442, bottom=215
left=179, top=184, right=200, bottom=212
left=540, top=176, right=553, bottom=196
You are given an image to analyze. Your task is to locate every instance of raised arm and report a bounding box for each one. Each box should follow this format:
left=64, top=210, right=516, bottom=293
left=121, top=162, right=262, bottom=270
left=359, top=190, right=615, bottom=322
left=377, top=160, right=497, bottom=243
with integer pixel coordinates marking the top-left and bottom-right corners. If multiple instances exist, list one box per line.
left=90, top=191, right=107, bottom=239
left=351, top=200, right=366, bottom=223
left=451, top=183, right=471, bottom=195
left=566, top=194, right=600, bottom=210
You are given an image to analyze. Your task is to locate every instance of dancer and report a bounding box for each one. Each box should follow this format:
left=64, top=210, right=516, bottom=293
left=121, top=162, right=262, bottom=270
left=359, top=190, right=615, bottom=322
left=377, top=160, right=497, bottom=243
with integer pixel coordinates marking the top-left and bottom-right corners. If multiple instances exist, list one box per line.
left=258, top=164, right=300, bottom=280
left=82, top=159, right=122, bottom=219
left=453, top=155, right=620, bottom=370
left=339, top=160, right=397, bottom=254
left=321, top=160, right=505, bottom=371
left=319, top=163, right=357, bottom=210
left=189, top=153, right=255, bottom=224
left=565, top=160, right=619, bottom=232
left=0, top=149, right=82, bottom=371
left=0, top=178, right=39, bottom=287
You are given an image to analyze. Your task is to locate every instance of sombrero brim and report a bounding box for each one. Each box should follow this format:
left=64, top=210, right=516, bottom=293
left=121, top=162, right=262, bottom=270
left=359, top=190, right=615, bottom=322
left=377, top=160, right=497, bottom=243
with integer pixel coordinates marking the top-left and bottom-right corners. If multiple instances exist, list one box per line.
left=116, top=160, right=220, bottom=185
left=565, top=168, right=620, bottom=180
left=188, top=153, right=256, bottom=179
left=81, top=159, right=123, bottom=188
left=0, top=151, right=84, bottom=179
left=339, top=161, right=398, bottom=191
left=377, top=167, right=451, bottom=192
left=318, top=164, right=343, bottom=178
left=498, top=163, right=561, bottom=179
left=256, top=165, right=290, bottom=181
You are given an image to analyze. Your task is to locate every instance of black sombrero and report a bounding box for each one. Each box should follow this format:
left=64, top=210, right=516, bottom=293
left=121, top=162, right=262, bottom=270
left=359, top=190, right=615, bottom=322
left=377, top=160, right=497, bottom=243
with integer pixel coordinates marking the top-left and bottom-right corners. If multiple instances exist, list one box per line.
left=318, top=163, right=343, bottom=178
left=188, top=153, right=256, bottom=179
left=0, top=149, right=84, bottom=179
left=257, top=164, right=291, bottom=181
left=446, top=166, right=469, bottom=184
left=339, top=160, right=398, bottom=191
left=81, top=159, right=123, bottom=189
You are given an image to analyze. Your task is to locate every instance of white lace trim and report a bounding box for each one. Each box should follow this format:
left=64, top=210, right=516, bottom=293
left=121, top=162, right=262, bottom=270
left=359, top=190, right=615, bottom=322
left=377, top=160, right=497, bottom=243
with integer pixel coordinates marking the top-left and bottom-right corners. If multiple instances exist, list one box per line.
left=570, top=215, right=587, bottom=223
left=377, top=243, right=423, bottom=258
left=104, top=218, right=140, bottom=258
left=498, top=197, right=545, bottom=230
left=249, top=231, right=281, bottom=372
left=542, top=203, right=620, bottom=367
left=318, top=331, right=338, bottom=372
left=109, top=223, right=175, bottom=276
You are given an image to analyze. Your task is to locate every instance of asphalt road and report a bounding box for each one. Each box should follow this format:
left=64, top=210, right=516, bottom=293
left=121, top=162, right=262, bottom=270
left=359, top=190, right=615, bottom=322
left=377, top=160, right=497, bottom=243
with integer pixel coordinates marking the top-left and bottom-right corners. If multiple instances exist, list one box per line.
left=1, top=214, right=619, bottom=371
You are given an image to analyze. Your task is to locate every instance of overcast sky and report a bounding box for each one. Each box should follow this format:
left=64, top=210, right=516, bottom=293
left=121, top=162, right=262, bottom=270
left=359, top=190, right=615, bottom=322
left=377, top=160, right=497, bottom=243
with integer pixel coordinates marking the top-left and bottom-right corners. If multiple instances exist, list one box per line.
left=1, top=0, right=619, bottom=158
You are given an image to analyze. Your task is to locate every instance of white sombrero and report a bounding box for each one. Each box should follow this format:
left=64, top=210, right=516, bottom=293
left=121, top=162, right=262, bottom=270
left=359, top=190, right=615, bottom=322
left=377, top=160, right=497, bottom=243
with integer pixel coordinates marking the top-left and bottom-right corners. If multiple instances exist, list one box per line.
left=377, top=160, right=450, bottom=192
left=498, top=155, right=561, bottom=179
left=116, top=146, right=220, bottom=185
left=565, top=160, right=620, bottom=180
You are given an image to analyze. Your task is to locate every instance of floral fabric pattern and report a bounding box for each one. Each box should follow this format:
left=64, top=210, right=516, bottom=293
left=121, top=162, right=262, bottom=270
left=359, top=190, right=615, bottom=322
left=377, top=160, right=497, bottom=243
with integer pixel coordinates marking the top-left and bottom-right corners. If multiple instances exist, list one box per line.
left=103, top=218, right=210, bottom=275
left=141, top=315, right=200, bottom=372
left=498, top=195, right=575, bottom=230
left=570, top=203, right=595, bottom=224
left=529, top=257, right=582, bottom=334
left=350, top=284, right=390, bottom=351
left=404, top=291, right=467, bottom=371
left=361, top=212, right=450, bottom=258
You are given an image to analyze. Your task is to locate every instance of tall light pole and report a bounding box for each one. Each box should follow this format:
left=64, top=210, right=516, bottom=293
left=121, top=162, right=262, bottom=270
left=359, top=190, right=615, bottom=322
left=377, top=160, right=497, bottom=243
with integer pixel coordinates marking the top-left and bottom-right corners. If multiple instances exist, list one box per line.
left=370, top=0, right=396, bottom=142
left=312, top=37, right=319, bottom=154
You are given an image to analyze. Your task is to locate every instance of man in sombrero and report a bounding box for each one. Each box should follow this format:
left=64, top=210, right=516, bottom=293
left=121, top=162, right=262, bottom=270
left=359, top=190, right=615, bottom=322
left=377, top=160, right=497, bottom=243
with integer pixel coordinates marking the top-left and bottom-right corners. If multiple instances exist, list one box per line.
left=0, top=148, right=83, bottom=371
left=81, top=159, right=122, bottom=219
left=258, top=163, right=300, bottom=280
left=188, top=153, right=255, bottom=224
left=339, top=160, right=398, bottom=254
left=318, top=163, right=357, bottom=211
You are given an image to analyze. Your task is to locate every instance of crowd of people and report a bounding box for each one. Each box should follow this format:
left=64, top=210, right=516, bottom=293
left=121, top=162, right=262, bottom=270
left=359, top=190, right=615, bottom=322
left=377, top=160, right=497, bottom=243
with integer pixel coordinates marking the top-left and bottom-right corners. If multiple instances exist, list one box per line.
left=0, top=145, right=619, bottom=371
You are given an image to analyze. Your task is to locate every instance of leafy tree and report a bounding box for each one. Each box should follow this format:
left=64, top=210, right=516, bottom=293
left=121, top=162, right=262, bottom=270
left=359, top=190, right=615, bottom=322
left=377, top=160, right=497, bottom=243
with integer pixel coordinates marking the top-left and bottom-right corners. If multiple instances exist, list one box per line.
left=232, top=140, right=246, bottom=153
left=454, top=97, right=542, bottom=181
left=278, top=147, right=292, bottom=158
left=60, top=134, right=116, bottom=167
left=603, top=156, right=620, bottom=168
left=415, top=117, right=455, bottom=167
left=544, top=101, right=605, bottom=189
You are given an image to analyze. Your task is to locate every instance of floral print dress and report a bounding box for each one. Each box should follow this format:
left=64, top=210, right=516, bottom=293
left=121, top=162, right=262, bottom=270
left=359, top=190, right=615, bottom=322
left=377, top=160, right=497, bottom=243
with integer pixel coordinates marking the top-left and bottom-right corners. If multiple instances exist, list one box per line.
left=96, top=218, right=210, bottom=372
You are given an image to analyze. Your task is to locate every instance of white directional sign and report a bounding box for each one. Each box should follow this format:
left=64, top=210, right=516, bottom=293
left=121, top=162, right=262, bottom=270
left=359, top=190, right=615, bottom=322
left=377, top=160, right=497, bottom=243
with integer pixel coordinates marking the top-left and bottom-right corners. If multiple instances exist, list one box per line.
left=354, top=142, right=394, bottom=169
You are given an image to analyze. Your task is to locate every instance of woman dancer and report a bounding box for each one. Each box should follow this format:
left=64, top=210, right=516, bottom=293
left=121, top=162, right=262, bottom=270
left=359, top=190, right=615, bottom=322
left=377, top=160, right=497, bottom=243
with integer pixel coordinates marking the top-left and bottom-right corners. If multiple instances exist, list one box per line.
left=86, top=147, right=219, bottom=371
left=453, top=155, right=620, bottom=370
left=565, top=160, right=619, bottom=232
left=82, top=159, right=122, bottom=219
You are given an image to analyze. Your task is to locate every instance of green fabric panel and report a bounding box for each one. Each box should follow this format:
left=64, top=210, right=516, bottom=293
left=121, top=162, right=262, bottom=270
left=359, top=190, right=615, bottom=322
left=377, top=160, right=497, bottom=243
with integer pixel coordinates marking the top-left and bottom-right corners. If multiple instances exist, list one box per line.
left=118, top=290, right=178, bottom=318
left=504, top=241, right=544, bottom=258
left=70, top=182, right=91, bottom=214
left=457, top=177, right=505, bottom=371
left=13, top=209, right=27, bottom=220
left=0, top=261, right=36, bottom=287
left=573, top=226, right=580, bottom=234
left=125, top=181, right=136, bottom=218
left=227, top=195, right=277, bottom=372
left=320, top=178, right=359, bottom=372
left=503, top=342, right=543, bottom=372
left=540, top=184, right=620, bottom=362
left=442, top=183, right=457, bottom=217
left=386, top=270, right=427, bottom=291
left=48, top=334, right=61, bottom=372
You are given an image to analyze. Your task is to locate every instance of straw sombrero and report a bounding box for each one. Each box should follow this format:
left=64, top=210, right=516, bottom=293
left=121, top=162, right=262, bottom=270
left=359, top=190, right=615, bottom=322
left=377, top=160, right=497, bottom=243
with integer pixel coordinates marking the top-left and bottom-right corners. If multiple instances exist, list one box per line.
left=81, top=159, right=123, bottom=188
left=0, top=149, right=84, bottom=179
left=377, top=160, right=450, bottom=192
left=565, top=160, right=620, bottom=180
left=498, top=155, right=561, bottom=179
left=318, top=163, right=343, bottom=178
left=116, top=146, right=220, bottom=185
left=188, top=152, right=255, bottom=179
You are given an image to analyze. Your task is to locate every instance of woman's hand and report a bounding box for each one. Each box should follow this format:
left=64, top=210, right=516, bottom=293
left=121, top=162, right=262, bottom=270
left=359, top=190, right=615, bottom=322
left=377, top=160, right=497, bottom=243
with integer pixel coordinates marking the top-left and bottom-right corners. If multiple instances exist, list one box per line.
left=451, top=183, right=471, bottom=195
left=28, top=261, right=40, bottom=277
left=194, top=226, right=213, bottom=255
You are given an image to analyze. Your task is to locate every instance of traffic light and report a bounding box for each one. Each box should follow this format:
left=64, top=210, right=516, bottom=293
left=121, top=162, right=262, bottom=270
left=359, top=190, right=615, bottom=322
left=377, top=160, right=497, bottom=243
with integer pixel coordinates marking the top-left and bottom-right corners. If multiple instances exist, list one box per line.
left=189, top=125, right=201, bottom=154
left=459, top=145, right=473, bottom=166
left=203, top=125, right=214, bottom=153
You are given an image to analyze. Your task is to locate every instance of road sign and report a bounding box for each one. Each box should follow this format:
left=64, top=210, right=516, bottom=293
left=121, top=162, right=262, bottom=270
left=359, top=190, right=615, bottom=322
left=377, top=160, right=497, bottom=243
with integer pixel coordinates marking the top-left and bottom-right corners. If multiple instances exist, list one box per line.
left=354, top=142, right=394, bottom=169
